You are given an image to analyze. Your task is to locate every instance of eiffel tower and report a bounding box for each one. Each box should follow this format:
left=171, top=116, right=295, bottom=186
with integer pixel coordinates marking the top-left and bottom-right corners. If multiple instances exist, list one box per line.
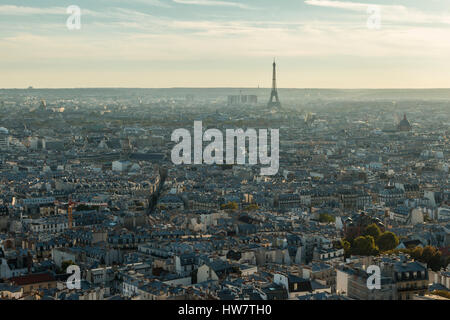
left=267, top=59, right=281, bottom=108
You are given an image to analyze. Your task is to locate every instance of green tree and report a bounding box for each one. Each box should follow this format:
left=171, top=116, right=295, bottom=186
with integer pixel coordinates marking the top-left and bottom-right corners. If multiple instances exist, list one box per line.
left=410, top=246, right=444, bottom=271
left=421, top=246, right=438, bottom=263
left=338, top=239, right=351, bottom=258
left=431, top=290, right=450, bottom=299
left=429, top=251, right=442, bottom=271
left=352, top=236, right=379, bottom=256
left=410, top=246, right=423, bottom=260
left=61, top=260, right=75, bottom=272
left=420, top=246, right=442, bottom=271
left=364, top=223, right=382, bottom=241
left=221, top=202, right=238, bottom=211
left=244, top=204, right=259, bottom=211
left=319, top=213, right=335, bottom=223
left=377, top=232, right=399, bottom=252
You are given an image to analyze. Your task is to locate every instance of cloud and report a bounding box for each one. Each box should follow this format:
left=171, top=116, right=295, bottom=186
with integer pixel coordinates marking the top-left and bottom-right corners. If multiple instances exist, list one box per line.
left=0, top=5, right=65, bottom=15
left=0, top=5, right=98, bottom=16
left=0, top=5, right=167, bottom=27
left=304, top=0, right=450, bottom=25
left=305, top=0, right=374, bottom=11
left=2, top=19, right=450, bottom=65
left=1, top=1, right=450, bottom=88
left=172, top=0, right=251, bottom=9
left=105, top=0, right=172, bottom=8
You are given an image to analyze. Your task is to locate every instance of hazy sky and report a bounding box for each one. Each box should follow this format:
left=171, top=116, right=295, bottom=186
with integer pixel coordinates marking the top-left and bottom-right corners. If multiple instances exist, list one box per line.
left=1, top=0, right=449, bottom=88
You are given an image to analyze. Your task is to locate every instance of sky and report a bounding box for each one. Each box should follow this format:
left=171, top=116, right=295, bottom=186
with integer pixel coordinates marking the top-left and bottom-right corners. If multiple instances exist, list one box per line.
left=0, top=0, right=449, bottom=88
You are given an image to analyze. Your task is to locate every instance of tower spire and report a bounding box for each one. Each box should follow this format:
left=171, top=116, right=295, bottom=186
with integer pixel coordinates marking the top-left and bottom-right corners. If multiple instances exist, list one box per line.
left=268, top=59, right=281, bottom=108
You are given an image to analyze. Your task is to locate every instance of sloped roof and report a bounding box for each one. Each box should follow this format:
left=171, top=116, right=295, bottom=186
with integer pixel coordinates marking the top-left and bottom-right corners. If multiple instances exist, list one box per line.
left=10, top=272, right=55, bottom=286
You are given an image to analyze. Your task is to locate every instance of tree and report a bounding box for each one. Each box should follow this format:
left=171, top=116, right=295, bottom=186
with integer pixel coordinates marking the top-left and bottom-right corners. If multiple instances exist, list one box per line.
left=377, top=232, right=399, bottom=252
left=319, top=213, right=335, bottom=223
left=221, top=202, right=238, bottom=211
left=61, top=260, right=75, bottom=272
left=420, top=246, right=442, bottom=271
left=364, top=223, right=382, bottom=241
left=428, top=251, right=442, bottom=271
left=409, top=246, right=443, bottom=271
left=352, top=236, right=379, bottom=256
left=421, top=246, right=438, bottom=263
left=410, top=246, right=423, bottom=260
left=338, top=239, right=351, bottom=258
left=431, top=290, right=450, bottom=299
left=244, top=204, right=259, bottom=211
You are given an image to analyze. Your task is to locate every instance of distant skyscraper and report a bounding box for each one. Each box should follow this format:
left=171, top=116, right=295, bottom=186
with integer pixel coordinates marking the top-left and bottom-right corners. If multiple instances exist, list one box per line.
left=227, top=94, right=258, bottom=106
left=0, top=127, right=10, bottom=150
left=267, top=59, right=281, bottom=108
left=398, top=114, right=412, bottom=131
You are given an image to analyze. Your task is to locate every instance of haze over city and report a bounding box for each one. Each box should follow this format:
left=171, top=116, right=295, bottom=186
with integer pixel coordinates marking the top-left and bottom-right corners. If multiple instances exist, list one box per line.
left=0, top=0, right=449, bottom=306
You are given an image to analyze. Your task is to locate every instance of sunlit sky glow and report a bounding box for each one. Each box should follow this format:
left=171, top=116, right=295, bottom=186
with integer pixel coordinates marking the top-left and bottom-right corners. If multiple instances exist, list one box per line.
left=1, top=0, right=449, bottom=88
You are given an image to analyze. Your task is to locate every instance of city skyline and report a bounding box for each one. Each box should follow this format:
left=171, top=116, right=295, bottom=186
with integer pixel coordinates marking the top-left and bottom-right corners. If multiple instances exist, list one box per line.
left=1, top=0, right=450, bottom=89
left=0, top=0, right=449, bottom=306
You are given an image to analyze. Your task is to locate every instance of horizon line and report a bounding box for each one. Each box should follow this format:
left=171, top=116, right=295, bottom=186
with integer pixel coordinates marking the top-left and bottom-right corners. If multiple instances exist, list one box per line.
left=2, top=87, right=450, bottom=90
